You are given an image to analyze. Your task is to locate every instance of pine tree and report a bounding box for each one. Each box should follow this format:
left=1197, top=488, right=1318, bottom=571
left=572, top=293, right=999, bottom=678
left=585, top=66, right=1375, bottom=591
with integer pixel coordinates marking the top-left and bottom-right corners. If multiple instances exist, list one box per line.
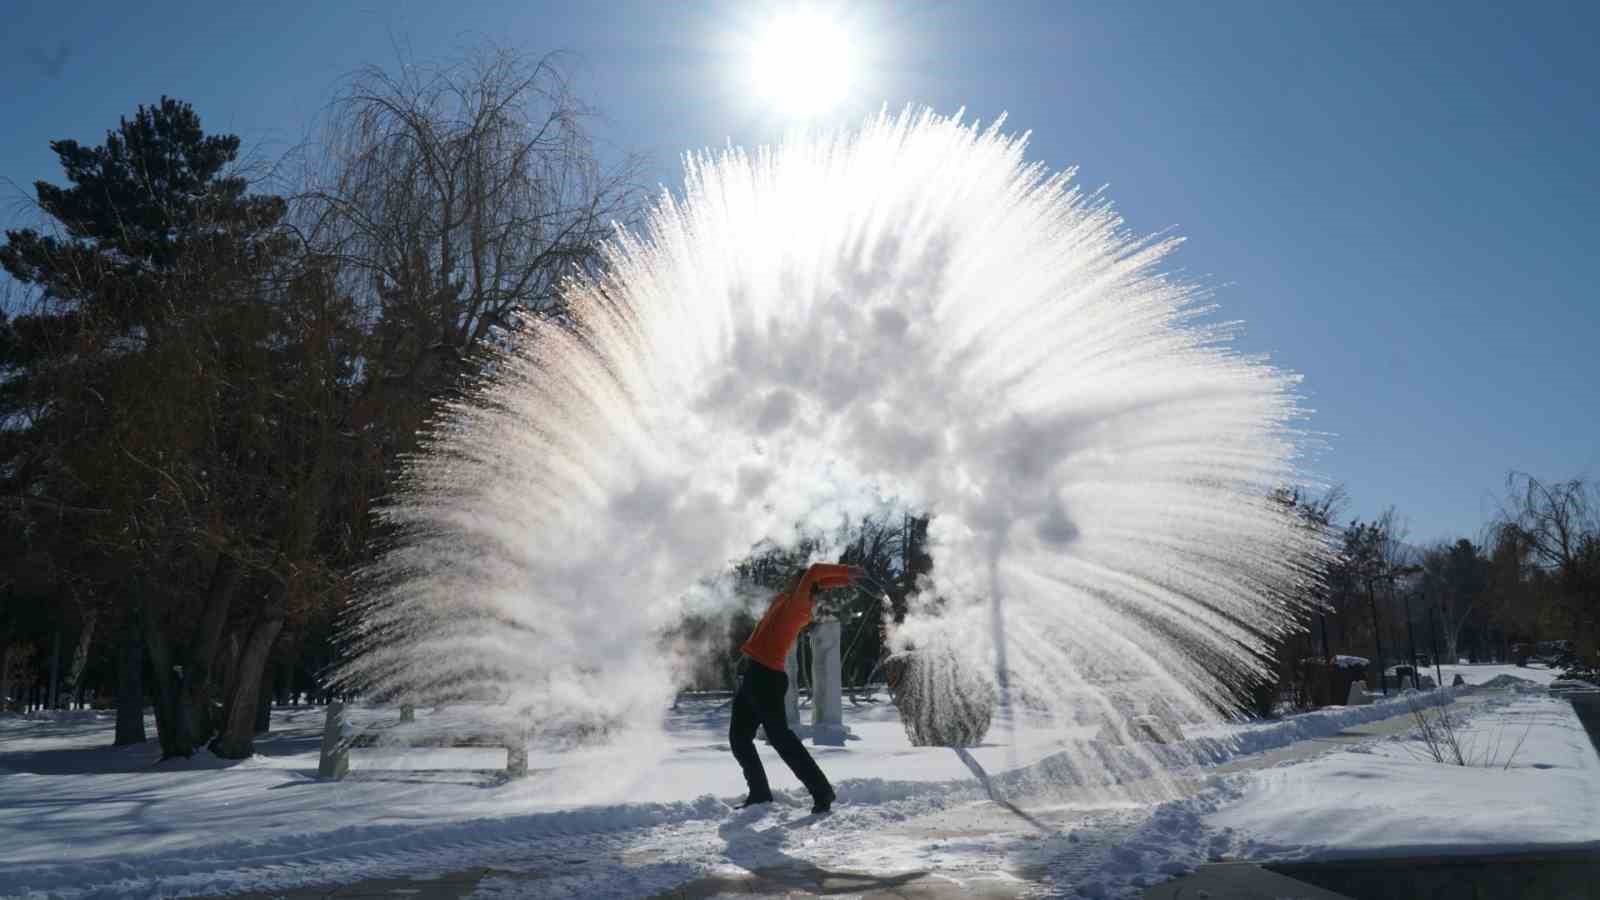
left=1, top=98, right=304, bottom=758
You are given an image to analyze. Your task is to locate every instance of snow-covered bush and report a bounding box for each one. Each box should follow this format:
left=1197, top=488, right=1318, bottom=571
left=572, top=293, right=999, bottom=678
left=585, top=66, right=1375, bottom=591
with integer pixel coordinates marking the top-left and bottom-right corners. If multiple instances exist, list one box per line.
left=1558, top=664, right=1600, bottom=688
left=883, top=647, right=994, bottom=747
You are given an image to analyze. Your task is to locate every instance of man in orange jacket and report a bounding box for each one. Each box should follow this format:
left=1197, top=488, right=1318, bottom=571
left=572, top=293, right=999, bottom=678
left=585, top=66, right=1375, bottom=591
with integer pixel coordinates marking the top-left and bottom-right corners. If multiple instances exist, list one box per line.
left=731, top=561, right=862, bottom=814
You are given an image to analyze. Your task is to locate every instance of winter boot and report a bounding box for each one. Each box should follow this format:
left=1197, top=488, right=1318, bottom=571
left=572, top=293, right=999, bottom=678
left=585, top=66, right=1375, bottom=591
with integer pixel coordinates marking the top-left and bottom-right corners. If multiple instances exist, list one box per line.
left=811, top=787, right=836, bottom=815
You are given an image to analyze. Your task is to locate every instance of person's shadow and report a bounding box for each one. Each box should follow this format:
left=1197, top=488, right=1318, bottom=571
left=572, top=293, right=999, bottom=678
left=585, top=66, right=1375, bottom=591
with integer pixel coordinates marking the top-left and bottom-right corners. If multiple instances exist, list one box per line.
left=709, top=805, right=928, bottom=896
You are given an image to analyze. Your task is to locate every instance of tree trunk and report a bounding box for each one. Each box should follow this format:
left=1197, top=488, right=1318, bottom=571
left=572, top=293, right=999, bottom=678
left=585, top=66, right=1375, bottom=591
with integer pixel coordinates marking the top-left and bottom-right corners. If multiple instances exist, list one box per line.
left=0, top=642, right=12, bottom=712
left=64, top=608, right=98, bottom=706
left=217, top=630, right=241, bottom=731
left=275, top=661, right=289, bottom=706
left=184, top=553, right=240, bottom=747
left=254, top=664, right=273, bottom=735
left=143, top=598, right=196, bottom=758
left=115, top=619, right=147, bottom=746
left=47, top=628, right=62, bottom=709
left=211, top=598, right=285, bottom=759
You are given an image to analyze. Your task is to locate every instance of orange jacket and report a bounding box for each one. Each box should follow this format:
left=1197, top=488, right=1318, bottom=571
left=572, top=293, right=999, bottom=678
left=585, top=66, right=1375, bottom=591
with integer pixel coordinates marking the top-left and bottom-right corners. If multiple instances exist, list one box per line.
left=741, top=563, right=857, bottom=672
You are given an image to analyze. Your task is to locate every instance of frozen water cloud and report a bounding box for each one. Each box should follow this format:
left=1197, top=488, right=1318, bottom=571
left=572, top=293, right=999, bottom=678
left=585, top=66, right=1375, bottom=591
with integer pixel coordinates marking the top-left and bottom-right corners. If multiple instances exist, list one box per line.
left=335, top=108, right=1326, bottom=799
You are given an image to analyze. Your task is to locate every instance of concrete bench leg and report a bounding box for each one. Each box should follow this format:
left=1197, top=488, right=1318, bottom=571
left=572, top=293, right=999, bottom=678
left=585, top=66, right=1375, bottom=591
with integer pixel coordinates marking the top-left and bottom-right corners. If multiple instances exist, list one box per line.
left=318, top=701, right=349, bottom=780
left=506, top=732, right=529, bottom=778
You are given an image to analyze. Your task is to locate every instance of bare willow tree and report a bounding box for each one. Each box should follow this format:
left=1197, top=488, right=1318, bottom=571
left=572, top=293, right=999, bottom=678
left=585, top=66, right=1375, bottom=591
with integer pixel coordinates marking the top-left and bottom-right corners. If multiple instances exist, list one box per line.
left=301, top=45, right=642, bottom=449
left=1497, top=474, right=1599, bottom=579
left=1493, top=473, right=1600, bottom=664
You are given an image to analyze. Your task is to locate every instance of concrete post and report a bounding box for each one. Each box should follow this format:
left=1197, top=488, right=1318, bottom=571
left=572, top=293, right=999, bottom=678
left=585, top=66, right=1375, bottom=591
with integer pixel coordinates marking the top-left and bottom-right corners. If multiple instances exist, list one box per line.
left=761, top=640, right=810, bottom=744
left=783, top=640, right=800, bottom=728
left=318, top=701, right=350, bottom=779
left=47, top=629, right=61, bottom=710
left=809, top=619, right=849, bottom=746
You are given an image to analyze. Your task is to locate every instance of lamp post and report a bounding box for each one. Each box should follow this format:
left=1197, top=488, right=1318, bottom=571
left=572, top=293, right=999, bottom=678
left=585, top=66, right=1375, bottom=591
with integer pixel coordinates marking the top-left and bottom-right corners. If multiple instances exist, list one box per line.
left=1394, top=565, right=1423, bottom=689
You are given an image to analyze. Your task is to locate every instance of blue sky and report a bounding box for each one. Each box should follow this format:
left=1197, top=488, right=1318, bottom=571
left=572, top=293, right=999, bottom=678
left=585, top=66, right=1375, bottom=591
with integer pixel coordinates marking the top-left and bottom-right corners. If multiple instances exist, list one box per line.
left=4, top=1, right=1595, bottom=546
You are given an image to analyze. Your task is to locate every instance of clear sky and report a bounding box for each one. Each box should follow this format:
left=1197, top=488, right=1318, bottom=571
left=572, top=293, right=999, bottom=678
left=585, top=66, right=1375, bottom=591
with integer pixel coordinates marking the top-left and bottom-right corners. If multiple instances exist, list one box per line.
left=4, top=0, right=1595, bottom=546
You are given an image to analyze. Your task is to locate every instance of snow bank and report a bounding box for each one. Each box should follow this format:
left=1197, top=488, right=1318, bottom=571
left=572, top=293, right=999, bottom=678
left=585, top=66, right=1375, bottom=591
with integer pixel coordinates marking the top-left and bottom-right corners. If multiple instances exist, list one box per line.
left=1208, top=694, right=1600, bottom=857
left=1066, top=691, right=1600, bottom=898
left=1479, top=674, right=1547, bottom=692
left=1170, top=687, right=1461, bottom=763
left=1440, top=662, right=1565, bottom=687
left=820, top=690, right=1468, bottom=810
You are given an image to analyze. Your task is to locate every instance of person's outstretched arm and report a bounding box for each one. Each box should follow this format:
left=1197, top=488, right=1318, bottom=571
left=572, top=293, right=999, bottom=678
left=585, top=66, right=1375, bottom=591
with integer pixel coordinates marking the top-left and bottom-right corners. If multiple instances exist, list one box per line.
left=803, top=563, right=865, bottom=619
left=804, top=563, right=864, bottom=593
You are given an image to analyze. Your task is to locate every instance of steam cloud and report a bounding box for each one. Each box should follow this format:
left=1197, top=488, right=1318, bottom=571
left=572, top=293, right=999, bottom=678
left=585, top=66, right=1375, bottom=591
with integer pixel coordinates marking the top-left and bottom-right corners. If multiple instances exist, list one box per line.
left=335, top=109, right=1325, bottom=796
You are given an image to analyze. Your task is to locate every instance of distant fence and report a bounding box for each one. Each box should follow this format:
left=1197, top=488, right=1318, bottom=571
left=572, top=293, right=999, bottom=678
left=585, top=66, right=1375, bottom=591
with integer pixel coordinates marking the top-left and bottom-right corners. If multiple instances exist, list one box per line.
left=672, top=681, right=889, bottom=706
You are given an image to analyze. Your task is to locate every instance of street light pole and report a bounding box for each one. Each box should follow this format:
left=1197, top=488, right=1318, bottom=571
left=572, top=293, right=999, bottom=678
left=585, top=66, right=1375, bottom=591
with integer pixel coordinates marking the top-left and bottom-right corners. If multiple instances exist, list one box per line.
left=1367, top=578, right=1387, bottom=696
left=1440, top=598, right=1452, bottom=682
left=1392, top=565, right=1424, bottom=690
left=1402, top=591, right=1420, bottom=689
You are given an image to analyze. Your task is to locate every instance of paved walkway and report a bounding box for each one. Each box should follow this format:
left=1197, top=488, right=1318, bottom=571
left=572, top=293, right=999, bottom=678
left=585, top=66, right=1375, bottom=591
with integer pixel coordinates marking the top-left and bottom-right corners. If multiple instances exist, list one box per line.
left=214, top=865, right=1032, bottom=899
left=1144, top=862, right=1354, bottom=899
left=1264, top=846, right=1600, bottom=900
left=647, top=865, right=1031, bottom=899
left=1567, top=690, right=1600, bottom=753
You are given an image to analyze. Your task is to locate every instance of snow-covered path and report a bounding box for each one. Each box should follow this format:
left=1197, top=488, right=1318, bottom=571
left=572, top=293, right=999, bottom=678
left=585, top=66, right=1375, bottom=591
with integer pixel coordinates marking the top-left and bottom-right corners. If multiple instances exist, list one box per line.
left=3, top=665, right=1594, bottom=899
left=0, top=701, right=1138, bottom=898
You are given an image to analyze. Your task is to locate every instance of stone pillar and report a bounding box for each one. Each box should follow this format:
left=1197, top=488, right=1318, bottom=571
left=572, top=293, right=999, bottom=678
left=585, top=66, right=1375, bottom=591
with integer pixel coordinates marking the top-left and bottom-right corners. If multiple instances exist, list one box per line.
left=318, top=701, right=350, bottom=779
left=809, top=620, right=849, bottom=746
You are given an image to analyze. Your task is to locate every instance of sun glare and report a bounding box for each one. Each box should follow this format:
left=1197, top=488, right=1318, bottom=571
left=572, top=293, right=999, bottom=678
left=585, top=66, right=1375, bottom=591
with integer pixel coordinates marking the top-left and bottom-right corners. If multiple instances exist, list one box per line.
left=750, top=10, right=855, bottom=119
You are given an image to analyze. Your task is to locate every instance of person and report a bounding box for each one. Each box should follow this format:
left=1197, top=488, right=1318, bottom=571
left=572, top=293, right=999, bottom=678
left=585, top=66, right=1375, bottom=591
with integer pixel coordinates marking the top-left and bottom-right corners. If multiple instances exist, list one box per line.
left=730, top=561, right=862, bottom=814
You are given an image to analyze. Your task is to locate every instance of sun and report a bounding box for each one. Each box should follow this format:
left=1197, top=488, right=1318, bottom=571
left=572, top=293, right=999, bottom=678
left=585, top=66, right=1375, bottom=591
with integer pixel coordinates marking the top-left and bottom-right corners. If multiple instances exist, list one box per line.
left=749, top=10, right=856, bottom=119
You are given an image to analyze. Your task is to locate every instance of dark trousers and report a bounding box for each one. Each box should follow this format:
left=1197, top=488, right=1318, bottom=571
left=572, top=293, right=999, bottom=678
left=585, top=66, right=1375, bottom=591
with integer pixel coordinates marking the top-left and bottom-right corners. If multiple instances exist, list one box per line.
left=729, top=659, right=832, bottom=799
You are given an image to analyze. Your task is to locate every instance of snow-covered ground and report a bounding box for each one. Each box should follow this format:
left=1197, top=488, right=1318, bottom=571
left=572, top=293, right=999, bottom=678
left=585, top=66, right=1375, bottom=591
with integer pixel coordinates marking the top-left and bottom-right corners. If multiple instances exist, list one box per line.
left=1209, top=692, right=1598, bottom=854
left=3, top=675, right=1596, bottom=898
left=1437, top=660, right=1569, bottom=687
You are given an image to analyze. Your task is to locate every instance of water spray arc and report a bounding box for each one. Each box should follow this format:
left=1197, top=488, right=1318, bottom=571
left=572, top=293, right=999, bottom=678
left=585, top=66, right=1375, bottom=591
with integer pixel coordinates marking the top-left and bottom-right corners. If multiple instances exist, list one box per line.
left=334, top=107, right=1326, bottom=800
